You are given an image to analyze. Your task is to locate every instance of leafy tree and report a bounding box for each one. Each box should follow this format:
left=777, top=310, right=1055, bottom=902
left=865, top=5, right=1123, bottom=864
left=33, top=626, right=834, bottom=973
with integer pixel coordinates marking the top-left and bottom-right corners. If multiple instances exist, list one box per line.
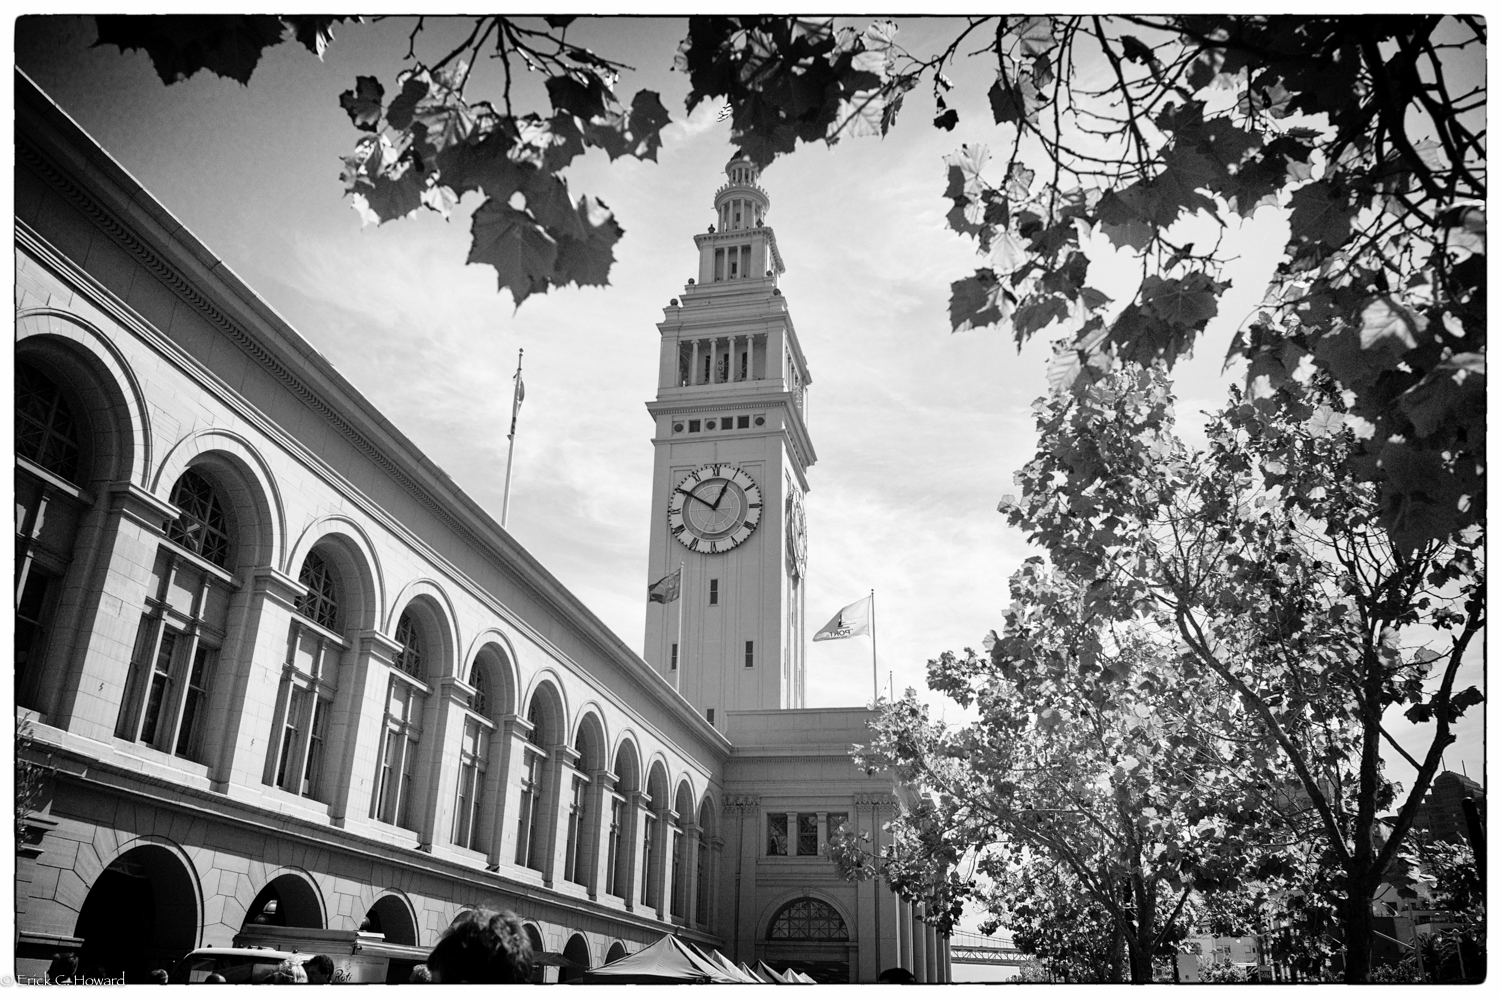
left=85, top=15, right=1484, bottom=548
left=853, top=567, right=1282, bottom=983
left=679, top=14, right=1486, bottom=553
left=91, top=14, right=669, bottom=307
left=985, top=859, right=1125, bottom=982
left=996, top=361, right=1482, bottom=980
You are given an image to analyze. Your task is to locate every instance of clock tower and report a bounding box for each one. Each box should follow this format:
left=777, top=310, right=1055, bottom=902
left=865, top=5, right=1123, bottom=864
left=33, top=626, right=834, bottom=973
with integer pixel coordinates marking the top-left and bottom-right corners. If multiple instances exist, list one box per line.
left=643, top=154, right=815, bottom=723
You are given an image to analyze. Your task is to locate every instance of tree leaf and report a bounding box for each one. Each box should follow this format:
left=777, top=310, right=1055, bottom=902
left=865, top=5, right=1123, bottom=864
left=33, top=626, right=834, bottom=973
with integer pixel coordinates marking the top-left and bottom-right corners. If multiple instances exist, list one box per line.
left=950, top=270, right=1007, bottom=331
left=93, top=13, right=289, bottom=86
left=340, top=75, right=385, bottom=132
left=1287, top=181, right=1354, bottom=248
left=1141, top=273, right=1220, bottom=329
left=385, top=74, right=430, bottom=132
left=467, top=199, right=559, bottom=306
left=989, top=79, right=1024, bottom=124
left=552, top=195, right=624, bottom=288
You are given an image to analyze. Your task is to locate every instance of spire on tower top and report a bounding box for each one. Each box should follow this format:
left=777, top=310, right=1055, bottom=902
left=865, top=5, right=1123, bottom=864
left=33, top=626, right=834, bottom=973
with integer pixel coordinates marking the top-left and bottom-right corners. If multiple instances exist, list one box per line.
left=714, top=153, right=769, bottom=232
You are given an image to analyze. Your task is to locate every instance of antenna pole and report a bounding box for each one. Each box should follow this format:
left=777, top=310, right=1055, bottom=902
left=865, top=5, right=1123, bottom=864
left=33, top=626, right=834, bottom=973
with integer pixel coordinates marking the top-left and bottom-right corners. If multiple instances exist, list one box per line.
left=501, top=348, right=524, bottom=528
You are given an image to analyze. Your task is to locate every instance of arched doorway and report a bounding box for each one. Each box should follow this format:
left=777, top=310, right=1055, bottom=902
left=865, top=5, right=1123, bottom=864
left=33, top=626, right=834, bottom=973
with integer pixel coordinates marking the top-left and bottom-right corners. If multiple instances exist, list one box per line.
left=763, top=896, right=852, bottom=983
left=522, top=923, right=545, bottom=984
left=242, top=873, right=324, bottom=930
left=605, top=941, right=629, bottom=965
left=360, top=894, right=418, bottom=946
left=558, top=933, right=591, bottom=983
left=75, top=844, right=198, bottom=982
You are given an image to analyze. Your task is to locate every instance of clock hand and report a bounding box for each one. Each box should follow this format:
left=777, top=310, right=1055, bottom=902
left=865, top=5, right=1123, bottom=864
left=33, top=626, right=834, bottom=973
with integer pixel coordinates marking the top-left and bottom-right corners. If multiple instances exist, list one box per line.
left=710, top=481, right=731, bottom=510
left=676, top=486, right=713, bottom=509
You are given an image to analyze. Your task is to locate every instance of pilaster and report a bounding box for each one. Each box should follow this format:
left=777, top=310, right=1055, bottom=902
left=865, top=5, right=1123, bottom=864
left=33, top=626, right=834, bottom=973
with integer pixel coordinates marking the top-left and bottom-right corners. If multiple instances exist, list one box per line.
left=54, top=481, right=178, bottom=740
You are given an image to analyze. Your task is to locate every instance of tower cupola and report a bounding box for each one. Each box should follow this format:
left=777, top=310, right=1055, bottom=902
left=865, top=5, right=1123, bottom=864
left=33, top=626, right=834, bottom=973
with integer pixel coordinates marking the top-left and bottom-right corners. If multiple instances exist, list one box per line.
left=714, top=153, right=769, bottom=232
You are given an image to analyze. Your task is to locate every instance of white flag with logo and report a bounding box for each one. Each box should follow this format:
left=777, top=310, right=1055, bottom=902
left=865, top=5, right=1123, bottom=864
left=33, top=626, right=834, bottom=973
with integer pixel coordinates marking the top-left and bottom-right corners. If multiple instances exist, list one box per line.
left=813, top=596, right=872, bottom=642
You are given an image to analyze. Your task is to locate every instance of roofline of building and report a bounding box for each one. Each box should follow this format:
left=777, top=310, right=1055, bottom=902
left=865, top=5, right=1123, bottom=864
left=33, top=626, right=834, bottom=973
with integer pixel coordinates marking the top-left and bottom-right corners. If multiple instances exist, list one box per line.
left=15, top=68, right=731, bottom=758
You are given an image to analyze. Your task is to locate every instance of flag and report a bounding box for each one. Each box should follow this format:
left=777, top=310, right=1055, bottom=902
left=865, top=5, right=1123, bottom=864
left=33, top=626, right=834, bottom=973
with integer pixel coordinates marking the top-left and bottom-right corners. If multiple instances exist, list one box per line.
left=813, top=596, right=872, bottom=641
left=716, top=103, right=732, bottom=122
left=648, top=567, right=682, bottom=604
left=508, top=366, right=525, bottom=439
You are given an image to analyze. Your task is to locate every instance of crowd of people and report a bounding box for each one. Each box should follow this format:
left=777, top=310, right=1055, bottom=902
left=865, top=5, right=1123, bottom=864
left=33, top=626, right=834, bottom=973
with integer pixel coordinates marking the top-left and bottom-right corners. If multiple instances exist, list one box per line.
left=46, top=909, right=535, bottom=985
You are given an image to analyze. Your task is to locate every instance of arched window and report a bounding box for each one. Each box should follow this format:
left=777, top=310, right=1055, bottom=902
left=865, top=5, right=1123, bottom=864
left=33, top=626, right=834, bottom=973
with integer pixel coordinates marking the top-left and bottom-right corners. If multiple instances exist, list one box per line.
left=393, top=611, right=423, bottom=677
left=165, top=469, right=233, bottom=568
left=295, top=551, right=339, bottom=630
left=468, top=662, right=489, bottom=716
left=515, top=698, right=550, bottom=870
left=267, top=548, right=345, bottom=801
left=767, top=898, right=849, bottom=941
left=15, top=361, right=81, bottom=480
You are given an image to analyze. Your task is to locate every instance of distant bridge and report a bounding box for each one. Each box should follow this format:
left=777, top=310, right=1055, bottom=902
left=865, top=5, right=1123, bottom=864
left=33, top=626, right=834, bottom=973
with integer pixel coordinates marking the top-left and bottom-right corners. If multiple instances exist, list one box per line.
left=949, top=931, right=1026, bottom=967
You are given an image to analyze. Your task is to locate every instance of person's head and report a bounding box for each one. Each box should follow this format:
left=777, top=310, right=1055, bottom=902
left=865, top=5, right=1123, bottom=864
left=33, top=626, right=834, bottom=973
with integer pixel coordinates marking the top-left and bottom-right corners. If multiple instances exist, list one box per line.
left=204, top=973, right=227, bottom=984
left=148, top=969, right=171, bottom=984
left=303, top=955, right=335, bottom=984
left=407, top=964, right=433, bottom=983
left=48, top=953, right=79, bottom=981
left=426, top=909, right=533, bottom=983
left=876, top=967, right=916, bottom=983
left=266, top=959, right=307, bottom=984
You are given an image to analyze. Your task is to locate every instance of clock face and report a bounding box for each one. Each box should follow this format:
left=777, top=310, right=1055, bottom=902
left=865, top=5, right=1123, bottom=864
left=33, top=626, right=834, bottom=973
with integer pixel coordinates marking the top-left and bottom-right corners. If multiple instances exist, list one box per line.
left=668, top=463, right=762, bottom=554
left=786, top=490, right=808, bottom=579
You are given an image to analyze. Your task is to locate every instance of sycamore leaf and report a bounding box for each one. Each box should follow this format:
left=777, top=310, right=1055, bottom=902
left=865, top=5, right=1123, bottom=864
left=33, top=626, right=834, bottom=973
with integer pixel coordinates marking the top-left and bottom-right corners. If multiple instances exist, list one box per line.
left=1288, top=181, right=1354, bottom=248
left=950, top=270, right=1007, bottom=331
left=989, top=79, right=1025, bottom=124
left=1142, top=273, right=1220, bottom=329
left=1119, top=35, right=1156, bottom=65
left=385, top=74, right=430, bottom=132
left=552, top=195, right=624, bottom=288
left=1095, top=188, right=1155, bottom=250
left=627, top=90, right=672, bottom=159
left=1007, top=163, right=1037, bottom=202
left=521, top=173, right=587, bottom=243
left=420, top=182, right=457, bottom=220
left=1357, top=298, right=1422, bottom=352
left=362, top=160, right=425, bottom=223
left=1013, top=16, right=1058, bottom=56
left=546, top=73, right=611, bottom=121
left=93, top=13, right=289, bottom=86
left=339, top=75, right=385, bottom=132
left=1014, top=294, right=1069, bottom=337
left=435, top=128, right=525, bottom=202
left=1376, top=440, right=1462, bottom=551
left=467, top=199, right=559, bottom=306
left=284, top=16, right=356, bottom=58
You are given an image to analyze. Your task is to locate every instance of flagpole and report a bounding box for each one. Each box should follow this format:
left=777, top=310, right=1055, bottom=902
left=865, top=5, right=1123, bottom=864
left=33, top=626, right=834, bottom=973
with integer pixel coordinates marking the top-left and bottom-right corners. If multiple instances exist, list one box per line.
left=675, top=561, right=685, bottom=695
left=870, top=589, right=878, bottom=703
left=501, top=348, right=524, bottom=528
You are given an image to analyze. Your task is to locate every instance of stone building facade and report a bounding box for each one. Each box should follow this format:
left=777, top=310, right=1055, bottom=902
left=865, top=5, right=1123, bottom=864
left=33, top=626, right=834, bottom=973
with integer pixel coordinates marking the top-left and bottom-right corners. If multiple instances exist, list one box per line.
left=12, top=72, right=951, bottom=983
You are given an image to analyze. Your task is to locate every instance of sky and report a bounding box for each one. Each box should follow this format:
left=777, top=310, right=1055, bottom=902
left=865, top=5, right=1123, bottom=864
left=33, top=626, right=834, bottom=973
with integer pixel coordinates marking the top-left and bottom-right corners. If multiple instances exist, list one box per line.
left=12, top=12, right=1483, bottom=897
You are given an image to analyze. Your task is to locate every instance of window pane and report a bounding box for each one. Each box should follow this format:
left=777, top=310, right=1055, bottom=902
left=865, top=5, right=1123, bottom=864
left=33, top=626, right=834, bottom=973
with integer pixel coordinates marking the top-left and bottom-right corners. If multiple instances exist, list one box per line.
left=768, top=898, right=849, bottom=940
left=393, top=612, right=423, bottom=677
left=15, top=362, right=81, bottom=479
left=166, top=470, right=233, bottom=568
left=295, top=551, right=340, bottom=630
left=797, top=813, right=818, bottom=855
left=767, top=814, right=788, bottom=856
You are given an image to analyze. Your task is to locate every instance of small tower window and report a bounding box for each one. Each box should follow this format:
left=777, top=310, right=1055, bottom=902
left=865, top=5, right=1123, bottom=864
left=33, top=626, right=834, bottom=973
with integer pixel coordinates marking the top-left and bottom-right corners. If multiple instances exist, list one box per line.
left=671, top=643, right=679, bottom=671
left=741, top=245, right=752, bottom=278
left=714, top=248, right=725, bottom=282
left=708, top=579, right=719, bottom=606
left=745, top=641, right=755, bottom=669
left=707, top=708, right=715, bottom=725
